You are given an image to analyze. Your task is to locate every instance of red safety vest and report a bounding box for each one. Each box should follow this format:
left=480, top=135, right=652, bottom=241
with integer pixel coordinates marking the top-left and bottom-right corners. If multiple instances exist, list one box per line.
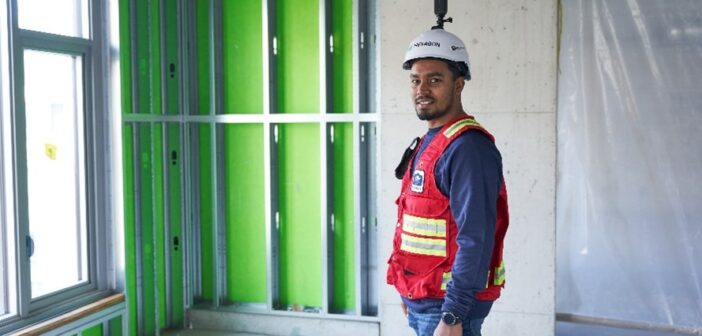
left=386, top=116, right=509, bottom=302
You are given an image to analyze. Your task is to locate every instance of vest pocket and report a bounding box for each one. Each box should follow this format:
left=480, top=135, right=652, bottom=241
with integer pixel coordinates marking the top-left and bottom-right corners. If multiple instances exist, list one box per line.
left=401, top=195, right=449, bottom=217
left=391, top=196, right=452, bottom=297
left=399, top=196, right=450, bottom=263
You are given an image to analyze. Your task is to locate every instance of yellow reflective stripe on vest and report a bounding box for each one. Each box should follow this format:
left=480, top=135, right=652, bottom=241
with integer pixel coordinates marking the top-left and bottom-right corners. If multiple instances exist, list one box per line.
left=441, top=272, right=451, bottom=290
left=494, top=261, right=505, bottom=286
left=402, top=214, right=446, bottom=238
left=443, top=118, right=483, bottom=138
left=400, top=233, right=446, bottom=257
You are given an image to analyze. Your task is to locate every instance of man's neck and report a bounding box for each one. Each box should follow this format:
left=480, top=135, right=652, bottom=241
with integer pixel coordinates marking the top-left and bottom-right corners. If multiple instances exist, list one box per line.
left=427, top=110, right=468, bottom=129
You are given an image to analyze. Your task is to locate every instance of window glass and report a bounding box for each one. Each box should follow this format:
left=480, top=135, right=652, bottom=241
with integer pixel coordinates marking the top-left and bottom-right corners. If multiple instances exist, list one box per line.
left=23, top=50, right=88, bottom=298
left=18, top=0, right=89, bottom=38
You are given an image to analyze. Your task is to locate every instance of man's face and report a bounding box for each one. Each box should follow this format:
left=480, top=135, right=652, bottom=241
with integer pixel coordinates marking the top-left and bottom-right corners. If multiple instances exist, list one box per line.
left=410, top=59, right=463, bottom=122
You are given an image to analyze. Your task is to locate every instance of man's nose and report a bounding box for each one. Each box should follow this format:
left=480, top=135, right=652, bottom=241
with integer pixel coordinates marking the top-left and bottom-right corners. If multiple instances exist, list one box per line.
left=416, top=81, right=430, bottom=94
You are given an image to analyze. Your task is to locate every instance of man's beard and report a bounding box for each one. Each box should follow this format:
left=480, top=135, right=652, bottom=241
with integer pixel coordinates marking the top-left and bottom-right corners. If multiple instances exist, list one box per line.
left=416, top=107, right=449, bottom=121
left=414, top=92, right=453, bottom=121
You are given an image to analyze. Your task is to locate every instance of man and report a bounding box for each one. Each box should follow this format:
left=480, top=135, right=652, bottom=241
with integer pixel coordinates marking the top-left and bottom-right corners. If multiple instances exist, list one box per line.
left=386, top=28, right=509, bottom=336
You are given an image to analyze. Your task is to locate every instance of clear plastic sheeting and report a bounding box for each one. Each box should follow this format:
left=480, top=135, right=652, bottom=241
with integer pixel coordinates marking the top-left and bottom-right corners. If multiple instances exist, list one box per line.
left=557, top=0, right=702, bottom=330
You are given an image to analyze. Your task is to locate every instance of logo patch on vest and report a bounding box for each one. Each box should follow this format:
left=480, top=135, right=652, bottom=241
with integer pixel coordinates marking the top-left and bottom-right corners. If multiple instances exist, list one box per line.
left=411, top=170, right=425, bottom=193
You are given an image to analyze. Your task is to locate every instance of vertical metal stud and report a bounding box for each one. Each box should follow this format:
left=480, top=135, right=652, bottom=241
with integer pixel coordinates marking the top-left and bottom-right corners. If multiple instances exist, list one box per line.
left=145, top=0, right=162, bottom=330
left=177, top=0, right=195, bottom=311
left=161, top=122, right=173, bottom=326
left=320, top=0, right=332, bottom=316
left=366, top=122, right=379, bottom=316
left=357, top=122, right=368, bottom=316
left=352, top=0, right=364, bottom=317
left=359, top=0, right=379, bottom=316
left=268, top=123, right=280, bottom=310
left=356, top=0, right=367, bottom=114
left=354, top=121, right=363, bottom=317
left=126, top=0, right=145, bottom=332
left=209, top=0, right=226, bottom=308
left=263, top=0, right=279, bottom=312
left=149, top=123, right=161, bottom=336
left=367, top=0, right=379, bottom=114
left=325, top=123, right=334, bottom=314
left=131, top=126, right=145, bottom=335
left=157, top=0, right=174, bottom=326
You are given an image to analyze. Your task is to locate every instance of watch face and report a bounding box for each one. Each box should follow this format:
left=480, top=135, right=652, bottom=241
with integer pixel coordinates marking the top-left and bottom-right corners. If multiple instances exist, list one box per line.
left=442, top=312, right=459, bottom=325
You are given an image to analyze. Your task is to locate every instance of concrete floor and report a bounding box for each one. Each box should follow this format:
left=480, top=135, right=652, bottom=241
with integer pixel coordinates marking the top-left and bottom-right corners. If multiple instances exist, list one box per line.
left=163, top=330, right=268, bottom=336
left=556, top=322, right=690, bottom=336
left=165, top=321, right=691, bottom=336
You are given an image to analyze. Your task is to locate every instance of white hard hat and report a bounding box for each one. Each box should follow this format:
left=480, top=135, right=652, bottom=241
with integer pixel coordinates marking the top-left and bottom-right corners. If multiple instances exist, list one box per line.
left=403, top=28, right=472, bottom=80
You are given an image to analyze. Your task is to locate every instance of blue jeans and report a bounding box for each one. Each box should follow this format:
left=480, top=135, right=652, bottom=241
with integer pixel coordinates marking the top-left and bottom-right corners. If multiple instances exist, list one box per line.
left=407, top=307, right=484, bottom=336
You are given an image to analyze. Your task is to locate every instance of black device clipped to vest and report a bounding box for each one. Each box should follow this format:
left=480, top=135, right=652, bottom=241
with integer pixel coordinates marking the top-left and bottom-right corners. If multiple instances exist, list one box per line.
left=395, top=137, right=420, bottom=179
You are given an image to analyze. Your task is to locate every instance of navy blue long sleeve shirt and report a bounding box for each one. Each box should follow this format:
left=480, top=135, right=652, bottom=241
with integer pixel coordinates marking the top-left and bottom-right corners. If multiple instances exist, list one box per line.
left=401, top=125, right=503, bottom=321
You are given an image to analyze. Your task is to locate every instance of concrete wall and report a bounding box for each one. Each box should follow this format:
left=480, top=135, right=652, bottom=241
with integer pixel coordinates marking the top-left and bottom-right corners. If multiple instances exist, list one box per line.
left=377, top=1, right=558, bottom=335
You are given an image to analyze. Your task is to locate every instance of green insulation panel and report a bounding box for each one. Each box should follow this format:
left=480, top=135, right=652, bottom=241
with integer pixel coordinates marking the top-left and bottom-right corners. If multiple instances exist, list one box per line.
left=163, top=0, right=184, bottom=324
left=222, top=0, right=262, bottom=115
left=121, top=125, right=136, bottom=336
left=221, top=0, right=266, bottom=304
left=135, top=0, right=160, bottom=115
left=152, top=124, right=167, bottom=328
left=81, top=323, right=102, bottom=336
left=75, top=316, right=121, bottom=335
left=196, top=1, right=212, bottom=116
left=332, top=123, right=355, bottom=311
left=332, top=0, right=353, bottom=113
left=167, top=125, right=184, bottom=324
left=164, top=0, right=179, bottom=115
left=138, top=124, right=156, bottom=335
left=277, top=0, right=319, bottom=113
left=198, top=124, right=215, bottom=301
left=109, top=316, right=123, bottom=336
left=278, top=124, right=321, bottom=307
left=133, top=0, right=147, bottom=114
left=149, top=0, right=162, bottom=116
left=224, top=125, right=266, bottom=303
left=195, top=0, right=216, bottom=303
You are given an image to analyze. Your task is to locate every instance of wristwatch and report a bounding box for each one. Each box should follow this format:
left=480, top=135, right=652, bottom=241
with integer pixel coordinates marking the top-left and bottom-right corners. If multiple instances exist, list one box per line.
left=441, top=311, right=461, bottom=326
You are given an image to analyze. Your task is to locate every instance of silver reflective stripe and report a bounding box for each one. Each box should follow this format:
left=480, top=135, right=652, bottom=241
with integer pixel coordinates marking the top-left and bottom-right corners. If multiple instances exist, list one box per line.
left=400, top=233, right=446, bottom=257
left=402, top=214, right=446, bottom=238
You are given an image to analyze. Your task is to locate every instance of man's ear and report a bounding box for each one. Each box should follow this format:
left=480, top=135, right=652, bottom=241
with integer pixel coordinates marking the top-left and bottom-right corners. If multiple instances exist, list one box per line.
left=454, top=77, right=465, bottom=96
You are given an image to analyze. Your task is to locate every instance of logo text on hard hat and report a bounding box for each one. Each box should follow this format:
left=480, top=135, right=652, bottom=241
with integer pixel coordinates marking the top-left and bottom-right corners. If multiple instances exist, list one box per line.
left=451, top=45, right=465, bottom=51
left=414, top=41, right=441, bottom=48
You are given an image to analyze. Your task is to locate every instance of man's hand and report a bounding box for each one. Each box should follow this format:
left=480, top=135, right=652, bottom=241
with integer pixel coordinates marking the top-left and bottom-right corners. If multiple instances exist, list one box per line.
left=401, top=302, right=408, bottom=318
left=433, top=320, right=462, bottom=336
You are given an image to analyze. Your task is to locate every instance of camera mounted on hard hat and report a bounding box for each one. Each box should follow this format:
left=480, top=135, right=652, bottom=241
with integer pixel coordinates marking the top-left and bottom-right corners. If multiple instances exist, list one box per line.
left=402, top=0, right=472, bottom=81
left=402, top=29, right=472, bottom=81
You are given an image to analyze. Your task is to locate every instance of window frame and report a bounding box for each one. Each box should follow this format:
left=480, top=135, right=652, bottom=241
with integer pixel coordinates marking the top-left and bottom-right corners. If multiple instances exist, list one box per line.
left=0, top=0, right=116, bottom=333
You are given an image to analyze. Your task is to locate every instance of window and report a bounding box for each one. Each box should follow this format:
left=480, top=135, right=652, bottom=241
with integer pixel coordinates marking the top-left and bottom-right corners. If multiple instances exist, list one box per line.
left=24, top=50, right=88, bottom=299
left=18, top=0, right=89, bottom=38
left=0, top=0, right=116, bottom=333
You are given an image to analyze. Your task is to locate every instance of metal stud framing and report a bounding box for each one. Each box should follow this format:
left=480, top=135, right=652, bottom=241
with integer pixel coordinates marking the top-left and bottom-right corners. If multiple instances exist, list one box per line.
left=158, top=0, right=173, bottom=326
left=264, top=0, right=280, bottom=312
left=119, top=0, right=380, bottom=326
left=320, top=0, right=331, bottom=317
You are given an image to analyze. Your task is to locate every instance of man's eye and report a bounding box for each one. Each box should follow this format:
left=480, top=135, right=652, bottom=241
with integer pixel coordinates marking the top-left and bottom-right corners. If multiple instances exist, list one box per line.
left=431, top=78, right=441, bottom=83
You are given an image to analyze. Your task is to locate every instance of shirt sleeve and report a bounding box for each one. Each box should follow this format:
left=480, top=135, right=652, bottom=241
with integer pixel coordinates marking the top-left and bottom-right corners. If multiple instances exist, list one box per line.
left=437, top=131, right=503, bottom=321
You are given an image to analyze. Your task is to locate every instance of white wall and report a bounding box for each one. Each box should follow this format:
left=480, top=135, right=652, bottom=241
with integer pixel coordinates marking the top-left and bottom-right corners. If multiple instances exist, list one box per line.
left=377, top=1, right=558, bottom=335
